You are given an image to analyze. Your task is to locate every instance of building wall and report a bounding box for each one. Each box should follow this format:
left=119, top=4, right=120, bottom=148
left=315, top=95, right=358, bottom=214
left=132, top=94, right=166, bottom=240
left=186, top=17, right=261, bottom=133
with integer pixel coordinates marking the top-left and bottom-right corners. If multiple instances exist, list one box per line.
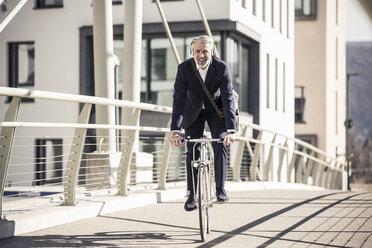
left=295, top=0, right=346, bottom=159
left=325, top=0, right=346, bottom=159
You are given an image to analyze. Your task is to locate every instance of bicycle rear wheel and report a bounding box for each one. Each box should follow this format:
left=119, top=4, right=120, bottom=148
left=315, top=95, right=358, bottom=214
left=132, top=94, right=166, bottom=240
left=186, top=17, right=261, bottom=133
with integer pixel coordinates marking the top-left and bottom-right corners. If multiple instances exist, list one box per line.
left=198, top=165, right=210, bottom=241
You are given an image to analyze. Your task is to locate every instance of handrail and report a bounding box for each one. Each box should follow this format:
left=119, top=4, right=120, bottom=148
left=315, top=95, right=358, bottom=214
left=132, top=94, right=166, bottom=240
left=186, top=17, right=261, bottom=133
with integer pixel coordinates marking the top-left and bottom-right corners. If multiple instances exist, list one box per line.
left=241, top=122, right=337, bottom=162
left=0, top=87, right=346, bottom=220
left=0, top=86, right=335, bottom=162
left=0, top=87, right=172, bottom=113
left=0, top=121, right=170, bottom=133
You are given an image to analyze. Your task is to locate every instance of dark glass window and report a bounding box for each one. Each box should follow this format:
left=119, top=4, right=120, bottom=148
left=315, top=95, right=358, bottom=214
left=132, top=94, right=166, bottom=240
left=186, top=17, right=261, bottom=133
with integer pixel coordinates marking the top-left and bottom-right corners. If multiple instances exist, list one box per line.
left=8, top=42, right=35, bottom=88
left=226, top=37, right=251, bottom=113
left=35, top=0, right=63, bottom=9
left=152, top=0, right=184, bottom=2
left=35, top=139, right=63, bottom=186
left=295, top=86, right=306, bottom=123
left=8, top=42, right=35, bottom=103
left=295, top=0, right=317, bottom=20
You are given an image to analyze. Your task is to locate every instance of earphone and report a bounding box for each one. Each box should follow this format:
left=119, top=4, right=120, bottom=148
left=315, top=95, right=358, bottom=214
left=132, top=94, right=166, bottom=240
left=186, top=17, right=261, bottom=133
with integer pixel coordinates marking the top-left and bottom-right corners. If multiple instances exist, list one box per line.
left=189, top=36, right=215, bottom=56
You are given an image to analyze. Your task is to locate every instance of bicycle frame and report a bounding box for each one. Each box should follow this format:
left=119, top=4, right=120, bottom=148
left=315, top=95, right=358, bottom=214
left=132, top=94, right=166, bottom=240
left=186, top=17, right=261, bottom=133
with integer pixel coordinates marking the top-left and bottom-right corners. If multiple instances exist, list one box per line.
left=191, top=142, right=216, bottom=205
left=184, top=138, right=221, bottom=205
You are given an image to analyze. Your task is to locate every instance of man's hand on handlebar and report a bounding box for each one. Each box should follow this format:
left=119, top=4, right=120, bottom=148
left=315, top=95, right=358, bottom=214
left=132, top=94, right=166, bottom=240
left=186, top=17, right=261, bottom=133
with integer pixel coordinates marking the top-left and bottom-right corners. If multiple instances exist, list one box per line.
left=223, top=132, right=236, bottom=146
left=170, top=131, right=183, bottom=147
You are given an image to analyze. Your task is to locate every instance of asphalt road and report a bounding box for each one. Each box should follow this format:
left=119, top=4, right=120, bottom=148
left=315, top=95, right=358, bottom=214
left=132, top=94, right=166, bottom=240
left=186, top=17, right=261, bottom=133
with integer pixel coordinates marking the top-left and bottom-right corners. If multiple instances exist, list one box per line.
left=1, top=190, right=371, bottom=248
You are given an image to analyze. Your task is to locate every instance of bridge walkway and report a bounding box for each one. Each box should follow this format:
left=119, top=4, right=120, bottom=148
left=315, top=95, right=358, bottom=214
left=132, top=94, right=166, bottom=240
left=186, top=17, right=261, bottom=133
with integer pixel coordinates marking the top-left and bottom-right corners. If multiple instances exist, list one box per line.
left=0, top=188, right=371, bottom=247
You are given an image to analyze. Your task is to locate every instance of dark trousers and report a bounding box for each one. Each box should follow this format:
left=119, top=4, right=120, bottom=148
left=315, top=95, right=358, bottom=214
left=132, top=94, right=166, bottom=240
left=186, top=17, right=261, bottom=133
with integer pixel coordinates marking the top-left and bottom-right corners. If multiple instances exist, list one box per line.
left=185, top=110, right=228, bottom=195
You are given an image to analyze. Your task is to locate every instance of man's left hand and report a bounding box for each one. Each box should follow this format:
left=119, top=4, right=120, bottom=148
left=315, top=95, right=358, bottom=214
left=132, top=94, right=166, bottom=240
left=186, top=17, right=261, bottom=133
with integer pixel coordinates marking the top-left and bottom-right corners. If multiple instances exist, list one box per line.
left=223, top=132, right=236, bottom=146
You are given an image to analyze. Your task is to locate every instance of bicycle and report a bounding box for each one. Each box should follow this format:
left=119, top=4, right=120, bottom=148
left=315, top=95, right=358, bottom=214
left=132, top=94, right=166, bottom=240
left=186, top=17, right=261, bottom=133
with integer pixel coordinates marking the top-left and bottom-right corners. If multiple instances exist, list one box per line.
left=184, top=137, right=222, bottom=242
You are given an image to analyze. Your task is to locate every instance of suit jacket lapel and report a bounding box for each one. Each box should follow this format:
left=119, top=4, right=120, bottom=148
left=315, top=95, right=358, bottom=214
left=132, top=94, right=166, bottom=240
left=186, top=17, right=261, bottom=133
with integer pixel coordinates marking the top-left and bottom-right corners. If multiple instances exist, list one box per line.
left=205, top=57, right=215, bottom=87
left=189, top=59, right=205, bottom=99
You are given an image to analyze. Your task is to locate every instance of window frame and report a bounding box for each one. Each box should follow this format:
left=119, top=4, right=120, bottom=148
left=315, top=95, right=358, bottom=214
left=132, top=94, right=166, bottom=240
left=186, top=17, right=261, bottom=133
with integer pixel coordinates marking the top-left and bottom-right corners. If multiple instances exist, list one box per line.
left=35, top=138, right=63, bottom=186
left=7, top=41, right=35, bottom=103
left=34, top=0, right=63, bottom=9
left=295, top=86, right=306, bottom=123
left=295, top=0, right=317, bottom=20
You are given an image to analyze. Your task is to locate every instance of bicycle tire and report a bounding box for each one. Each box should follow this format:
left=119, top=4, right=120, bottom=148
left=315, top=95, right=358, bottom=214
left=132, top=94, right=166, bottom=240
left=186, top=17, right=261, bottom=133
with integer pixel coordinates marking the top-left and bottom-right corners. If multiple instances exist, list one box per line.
left=198, top=165, right=208, bottom=241
left=206, top=165, right=211, bottom=234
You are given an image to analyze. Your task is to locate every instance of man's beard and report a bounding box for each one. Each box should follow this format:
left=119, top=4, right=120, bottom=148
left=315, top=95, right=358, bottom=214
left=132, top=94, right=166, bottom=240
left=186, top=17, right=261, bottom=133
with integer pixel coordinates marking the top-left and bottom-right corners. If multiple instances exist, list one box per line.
left=197, top=58, right=209, bottom=68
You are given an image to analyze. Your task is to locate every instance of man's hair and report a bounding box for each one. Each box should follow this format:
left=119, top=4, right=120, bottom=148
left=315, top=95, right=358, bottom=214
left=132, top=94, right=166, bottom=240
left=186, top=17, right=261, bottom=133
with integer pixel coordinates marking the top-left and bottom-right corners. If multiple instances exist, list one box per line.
left=190, top=35, right=215, bottom=55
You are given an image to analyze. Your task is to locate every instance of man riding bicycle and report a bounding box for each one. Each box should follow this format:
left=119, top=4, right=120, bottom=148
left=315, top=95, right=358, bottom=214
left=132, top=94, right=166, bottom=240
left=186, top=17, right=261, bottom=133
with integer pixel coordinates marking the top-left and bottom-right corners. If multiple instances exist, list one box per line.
left=170, top=35, right=237, bottom=211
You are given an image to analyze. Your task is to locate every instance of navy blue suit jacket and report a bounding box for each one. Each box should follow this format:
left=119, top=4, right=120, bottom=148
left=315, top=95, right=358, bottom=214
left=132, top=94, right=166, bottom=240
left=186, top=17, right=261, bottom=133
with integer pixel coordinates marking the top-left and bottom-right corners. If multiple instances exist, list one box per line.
left=171, top=56, right=237, bottom=131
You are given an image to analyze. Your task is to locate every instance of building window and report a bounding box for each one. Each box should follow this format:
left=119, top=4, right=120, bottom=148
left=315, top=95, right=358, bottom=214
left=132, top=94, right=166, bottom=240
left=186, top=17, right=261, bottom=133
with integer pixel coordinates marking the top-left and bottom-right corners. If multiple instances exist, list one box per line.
left=152, top=0, right=184, bottom=2
left=275, top=58, right=278, bottom=111
left=253, top=0, right=256, bottom=15
left=35, top=139, right=63, bottom=186
left=266, top=54, right=270, bottom=108
left=295, top=0, right=317, bottom=20
left=336, top=91, right=338, bottom=134
left=242, top=0, right=247, bottom=9
left=336, top=37, right=338, bottom=79
left=336, top=0, right=339, bottom=25
left=8, top=42, right=35, bottom=87
left=34, top=0, right=63, bottom=9
left=263, top=0, right=266, bottom=22
left=271, top=0, right=275, bottom=28
left=287, top=0, right=290, bottom=38
left=283, top=62, right=286, bottom=112
left=295, top=86, right=306, bottom=123
left=8, top=42, right=35, bottom=102
left=279, top=0, right=283, bottom=33
left=112, top=0, right=122, bottom=5
left=296, top=134, right=317, bottom=147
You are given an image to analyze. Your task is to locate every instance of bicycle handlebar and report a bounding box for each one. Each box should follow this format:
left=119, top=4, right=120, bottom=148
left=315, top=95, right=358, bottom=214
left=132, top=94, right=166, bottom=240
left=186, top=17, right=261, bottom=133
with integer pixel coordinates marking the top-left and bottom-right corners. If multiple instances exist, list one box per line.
left=183, top=137, right=224, bottom=143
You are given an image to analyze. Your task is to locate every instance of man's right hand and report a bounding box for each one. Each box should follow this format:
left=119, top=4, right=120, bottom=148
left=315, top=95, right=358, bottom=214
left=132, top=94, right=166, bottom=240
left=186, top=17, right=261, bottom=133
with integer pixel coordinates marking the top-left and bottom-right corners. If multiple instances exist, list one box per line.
left=170, top=131, right=183, bottom=147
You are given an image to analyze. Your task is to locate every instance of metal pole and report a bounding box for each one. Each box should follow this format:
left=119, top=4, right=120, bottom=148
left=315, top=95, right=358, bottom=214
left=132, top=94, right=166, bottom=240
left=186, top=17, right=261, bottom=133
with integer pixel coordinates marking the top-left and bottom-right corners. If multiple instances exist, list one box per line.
left=345, top=72, right=360, bottom=191
left=0, top=0, right=29, bottom=33
left=93, top=0, right=116, bottom=152
left=154, top=0, right=181, bottom=65
left=346, top=74, right=350, bottom=190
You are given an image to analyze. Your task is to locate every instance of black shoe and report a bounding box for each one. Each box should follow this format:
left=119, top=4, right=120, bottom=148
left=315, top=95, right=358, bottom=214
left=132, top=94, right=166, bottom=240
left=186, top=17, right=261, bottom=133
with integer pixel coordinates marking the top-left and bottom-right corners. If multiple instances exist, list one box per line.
left=216, top=190, right=229, bottom=202
left=184, top=195, right=197, bottom=211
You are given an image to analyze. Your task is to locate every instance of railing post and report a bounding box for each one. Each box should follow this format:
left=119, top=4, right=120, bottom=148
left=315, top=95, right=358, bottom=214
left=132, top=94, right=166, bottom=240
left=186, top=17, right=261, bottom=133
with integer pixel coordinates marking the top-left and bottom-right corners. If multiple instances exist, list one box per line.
left=62, top=103, right=92, bottom=206
left=314, top=162, right=324, bottom=187
left=117, top=109, right=141, bottom=196
left=250, top=130, right=262, bottom=181
left=287, top=143, right=299, bottom=183
left=329, top=161, right=338, bottom=189
left=295, top=150, right=306, bottom=183
left=263, top=134, right=276, bottom=181
left=232, top=126, right=248, bottom=182
left=333, top=162, right=343, bottom=189
left=158, top=118, right=172, bottom=190
left=277, top=139, right=288, bottom=182
left=324, top=160, right=334, bottom=189
left=303, top=151, right=315, bottom=185
left=315, top=155, right=327, bottom=187
left=0, top=97, right=21, bottom=218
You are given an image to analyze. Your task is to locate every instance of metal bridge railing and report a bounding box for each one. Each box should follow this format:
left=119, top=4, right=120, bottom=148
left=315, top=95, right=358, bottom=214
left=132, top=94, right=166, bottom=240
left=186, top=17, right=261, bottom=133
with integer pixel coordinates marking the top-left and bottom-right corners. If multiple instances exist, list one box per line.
left=0, top=87, right=345, bottom=218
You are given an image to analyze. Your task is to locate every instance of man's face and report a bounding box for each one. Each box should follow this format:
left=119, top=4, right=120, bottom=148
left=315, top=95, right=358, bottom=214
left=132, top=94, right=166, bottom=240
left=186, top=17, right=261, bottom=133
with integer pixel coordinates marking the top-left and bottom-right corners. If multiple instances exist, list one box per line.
left=192, top=42, right=212, bottom=69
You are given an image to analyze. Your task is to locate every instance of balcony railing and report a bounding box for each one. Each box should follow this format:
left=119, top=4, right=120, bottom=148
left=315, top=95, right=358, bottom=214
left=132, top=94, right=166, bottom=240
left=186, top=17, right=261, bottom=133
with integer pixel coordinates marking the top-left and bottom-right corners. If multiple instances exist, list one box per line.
left=0, top=86, right=346, bottom=218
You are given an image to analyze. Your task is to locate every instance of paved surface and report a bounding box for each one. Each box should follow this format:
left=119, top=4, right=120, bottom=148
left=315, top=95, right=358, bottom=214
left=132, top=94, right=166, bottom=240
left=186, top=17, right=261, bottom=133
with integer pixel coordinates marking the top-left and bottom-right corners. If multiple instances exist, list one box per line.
left=0, top=190, right=371, bottom=248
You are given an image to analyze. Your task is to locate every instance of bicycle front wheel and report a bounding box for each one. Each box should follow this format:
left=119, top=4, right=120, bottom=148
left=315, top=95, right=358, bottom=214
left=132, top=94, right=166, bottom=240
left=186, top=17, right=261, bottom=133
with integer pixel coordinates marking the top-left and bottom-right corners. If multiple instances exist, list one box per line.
left=198, top=165, right=210, bottom=242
